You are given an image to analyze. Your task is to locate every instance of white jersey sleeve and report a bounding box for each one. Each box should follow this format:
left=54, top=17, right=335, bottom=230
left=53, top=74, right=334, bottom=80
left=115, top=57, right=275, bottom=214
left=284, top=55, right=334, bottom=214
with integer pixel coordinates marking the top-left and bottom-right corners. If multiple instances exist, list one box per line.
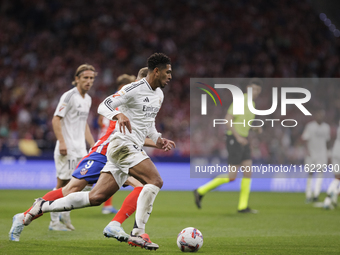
left=301, top=123, right=311, bottom=141
left=54, top=90, right=75, bottom=117
left=332, top=125, right=340, bottom=158
left=147, top=121, right=162, bottom=144
left=98, top=89, right=130, bottom=120
left=98, top=78, right=164, bottom=147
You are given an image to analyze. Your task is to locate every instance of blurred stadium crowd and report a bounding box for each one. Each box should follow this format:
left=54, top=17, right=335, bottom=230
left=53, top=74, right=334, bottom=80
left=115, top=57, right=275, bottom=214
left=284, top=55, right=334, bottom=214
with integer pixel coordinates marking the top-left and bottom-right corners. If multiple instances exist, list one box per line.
left=1, top=0, right=340, bottom=162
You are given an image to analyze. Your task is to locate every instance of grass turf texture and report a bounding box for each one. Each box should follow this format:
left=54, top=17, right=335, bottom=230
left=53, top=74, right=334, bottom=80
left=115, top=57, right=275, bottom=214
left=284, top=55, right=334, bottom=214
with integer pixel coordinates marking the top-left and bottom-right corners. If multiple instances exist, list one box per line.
left=1, top=190, right=340, bottom=255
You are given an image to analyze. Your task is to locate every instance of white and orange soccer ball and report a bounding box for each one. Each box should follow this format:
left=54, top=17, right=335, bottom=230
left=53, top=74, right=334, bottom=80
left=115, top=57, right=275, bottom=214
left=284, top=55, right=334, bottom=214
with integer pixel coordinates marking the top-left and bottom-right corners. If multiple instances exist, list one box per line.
left=176, top=227, right=203, bottom=252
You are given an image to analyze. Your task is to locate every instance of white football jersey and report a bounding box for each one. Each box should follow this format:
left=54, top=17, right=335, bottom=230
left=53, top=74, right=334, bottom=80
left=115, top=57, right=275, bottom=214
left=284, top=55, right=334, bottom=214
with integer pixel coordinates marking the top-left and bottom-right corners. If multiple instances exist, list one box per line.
left=98, top=78, right=163, bottom=147
left=54, top=87, right=92, bottom=157
left=332, top=124, right=340, bottom=159
left=302, top=120, right=330, bottom=159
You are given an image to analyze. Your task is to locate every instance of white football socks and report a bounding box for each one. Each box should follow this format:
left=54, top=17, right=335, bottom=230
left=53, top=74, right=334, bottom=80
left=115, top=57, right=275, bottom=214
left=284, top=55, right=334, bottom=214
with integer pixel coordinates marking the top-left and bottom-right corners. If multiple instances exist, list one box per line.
left=60, top=211, right=71, bottom=222
left=313, top=177, right=323, bottom=198
left=50, top=212, right=60, bottom=223
left=50, top=188, right=60, bottom=223
left=42, top=192, right=90, bottom=212
left=305, top=174, right=313, bottom=199
left=327, top=179, right=340, bottom=195
left=132, top=184, right=160, bottom=236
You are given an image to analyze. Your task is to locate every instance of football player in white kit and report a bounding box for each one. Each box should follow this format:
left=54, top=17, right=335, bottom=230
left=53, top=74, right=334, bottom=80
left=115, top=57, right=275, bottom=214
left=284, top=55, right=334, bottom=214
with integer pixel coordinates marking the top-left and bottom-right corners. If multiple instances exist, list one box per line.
left=323, top=121, right=340, bottom=209
left=50, top=64, right=96, bottom=230
left=24, top=53, right=175, bottom=250
left=302, top=109, right=330, bottom=203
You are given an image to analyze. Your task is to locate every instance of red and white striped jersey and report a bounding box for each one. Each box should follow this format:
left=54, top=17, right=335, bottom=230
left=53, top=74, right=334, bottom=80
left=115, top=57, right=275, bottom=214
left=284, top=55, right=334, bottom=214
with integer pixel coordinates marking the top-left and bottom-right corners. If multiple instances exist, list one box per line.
left=98, top=117, right=111, bottom=139
left=89, top=120, right=117, bottom=156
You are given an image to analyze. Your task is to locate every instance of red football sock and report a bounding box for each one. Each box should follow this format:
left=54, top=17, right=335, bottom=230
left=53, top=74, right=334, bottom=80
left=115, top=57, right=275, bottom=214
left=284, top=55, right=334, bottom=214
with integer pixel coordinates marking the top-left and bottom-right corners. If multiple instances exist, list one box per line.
left=112, top=186, right=142, bottom=224
left=103, top=196, right=113, bottom=207
left=23, top=188, right=64, bottom=220
left=42, top=188, right=64, bottom=201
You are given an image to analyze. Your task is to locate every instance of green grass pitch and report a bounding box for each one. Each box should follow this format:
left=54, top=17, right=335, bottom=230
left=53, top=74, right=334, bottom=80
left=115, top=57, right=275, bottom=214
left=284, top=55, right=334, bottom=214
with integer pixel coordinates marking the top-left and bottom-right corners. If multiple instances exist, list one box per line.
left=1, top=190, right=340, bottom=254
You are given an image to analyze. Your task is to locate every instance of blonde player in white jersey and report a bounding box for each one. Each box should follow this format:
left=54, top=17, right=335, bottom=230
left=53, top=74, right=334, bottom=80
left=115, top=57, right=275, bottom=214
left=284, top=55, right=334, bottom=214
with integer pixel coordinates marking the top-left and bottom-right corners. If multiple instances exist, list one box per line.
left=302, top=109, right=330, bottom=203
left=51, top=64, right=96, bottom=230
left=24, top=53, right=175, bottom=250
left=323, top=122, right=340, bottom=209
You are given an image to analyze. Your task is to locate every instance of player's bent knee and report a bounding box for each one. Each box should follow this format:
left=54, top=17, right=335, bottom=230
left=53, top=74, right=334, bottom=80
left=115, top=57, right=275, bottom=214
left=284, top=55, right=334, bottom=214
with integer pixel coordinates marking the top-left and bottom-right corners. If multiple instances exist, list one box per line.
left=89, top=193, right=108, bottom=206
left=152, top=177, right=163, bottom=189
left=137, top=173, right=163, bottom=188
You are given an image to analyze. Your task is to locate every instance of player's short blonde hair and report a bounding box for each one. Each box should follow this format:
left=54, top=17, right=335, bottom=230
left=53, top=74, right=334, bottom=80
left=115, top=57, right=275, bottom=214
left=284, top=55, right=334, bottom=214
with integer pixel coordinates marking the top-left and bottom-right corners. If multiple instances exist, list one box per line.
left=72, top=64, right=97, bottom=86
left=137, top=67, right=148, bottom=80
left=116, top=74, right=136, bottom=87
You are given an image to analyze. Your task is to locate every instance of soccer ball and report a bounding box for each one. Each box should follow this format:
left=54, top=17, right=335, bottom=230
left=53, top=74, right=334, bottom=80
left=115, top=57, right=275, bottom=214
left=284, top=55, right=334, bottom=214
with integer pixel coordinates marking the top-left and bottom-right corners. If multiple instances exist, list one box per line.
left=176, top=227, right=203, bottom=252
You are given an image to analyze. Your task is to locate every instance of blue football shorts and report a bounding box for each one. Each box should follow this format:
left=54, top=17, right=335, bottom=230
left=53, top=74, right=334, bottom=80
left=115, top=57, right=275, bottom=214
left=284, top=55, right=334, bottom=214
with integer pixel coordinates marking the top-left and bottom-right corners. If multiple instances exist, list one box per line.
left=72, top=152, right=107, bottom=184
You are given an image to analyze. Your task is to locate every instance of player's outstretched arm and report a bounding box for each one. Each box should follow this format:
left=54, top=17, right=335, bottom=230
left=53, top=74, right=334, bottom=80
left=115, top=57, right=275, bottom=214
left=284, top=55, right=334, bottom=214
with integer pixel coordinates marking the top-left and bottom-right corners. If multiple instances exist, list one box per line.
left=156, top=137, right=176, bottom=151
left=143, top=138, right=175, bottom=151
left=144, top=138, right=157, bottom=148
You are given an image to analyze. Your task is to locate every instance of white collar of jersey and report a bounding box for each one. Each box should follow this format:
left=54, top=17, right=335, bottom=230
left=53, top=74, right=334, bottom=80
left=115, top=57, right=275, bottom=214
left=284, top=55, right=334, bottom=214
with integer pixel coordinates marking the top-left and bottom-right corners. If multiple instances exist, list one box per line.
left=73, top=86, right=80, bottom=95
left=143, top=78, right=153, bottom=91
left=73, top=86, right=88, bottom=98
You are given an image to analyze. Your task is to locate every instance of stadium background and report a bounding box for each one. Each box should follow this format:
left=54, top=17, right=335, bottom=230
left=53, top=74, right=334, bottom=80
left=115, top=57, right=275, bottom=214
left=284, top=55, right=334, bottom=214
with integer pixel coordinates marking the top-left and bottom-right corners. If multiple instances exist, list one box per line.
left=1, top=0, right=340, bottom=192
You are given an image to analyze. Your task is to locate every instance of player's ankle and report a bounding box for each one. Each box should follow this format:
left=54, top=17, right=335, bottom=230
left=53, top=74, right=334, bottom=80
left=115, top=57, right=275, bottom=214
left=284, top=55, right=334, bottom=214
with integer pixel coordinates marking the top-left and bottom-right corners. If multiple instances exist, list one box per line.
left=132, top=227, right=144, bottom=236
left=110, top=221, right=121, bottom=226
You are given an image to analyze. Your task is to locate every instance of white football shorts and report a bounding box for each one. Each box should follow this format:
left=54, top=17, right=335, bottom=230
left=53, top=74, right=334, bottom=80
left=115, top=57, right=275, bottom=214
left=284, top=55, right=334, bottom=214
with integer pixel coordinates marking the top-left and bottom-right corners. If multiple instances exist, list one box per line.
left=332, top=154, right=340, bottom=168
left=101, top=136, right=149, bottom=188
left=54, top=153, right=82, bottom=180
left=305, top=155, right=328, bottom=175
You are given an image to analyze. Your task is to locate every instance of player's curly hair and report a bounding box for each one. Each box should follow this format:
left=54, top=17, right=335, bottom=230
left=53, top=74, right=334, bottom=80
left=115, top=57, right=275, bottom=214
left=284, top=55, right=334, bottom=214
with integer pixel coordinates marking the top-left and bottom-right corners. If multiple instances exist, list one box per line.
left=72, top=64, right=97, bottom=86
left=147, top=53, right=171, bottom=71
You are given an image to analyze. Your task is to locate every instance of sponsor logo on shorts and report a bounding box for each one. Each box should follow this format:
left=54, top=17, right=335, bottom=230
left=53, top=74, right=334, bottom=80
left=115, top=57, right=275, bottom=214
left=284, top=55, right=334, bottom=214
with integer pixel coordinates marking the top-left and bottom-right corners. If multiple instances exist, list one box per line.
left=80, top=168, right=88, bottom=175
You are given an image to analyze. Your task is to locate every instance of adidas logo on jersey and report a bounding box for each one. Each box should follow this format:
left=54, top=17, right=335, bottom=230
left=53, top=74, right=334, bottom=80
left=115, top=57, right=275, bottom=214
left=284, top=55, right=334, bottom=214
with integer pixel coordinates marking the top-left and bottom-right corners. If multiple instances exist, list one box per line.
left=77, top=104, right=81, bottom=108
left=143, top=97, right=149, bottom=102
